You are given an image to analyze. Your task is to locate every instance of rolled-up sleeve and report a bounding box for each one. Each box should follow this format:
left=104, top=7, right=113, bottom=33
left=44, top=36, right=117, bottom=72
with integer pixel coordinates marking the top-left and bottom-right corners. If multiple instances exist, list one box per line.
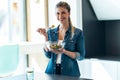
left=75, top=31, right=85, bottom=60
left=43, top=29, right=52, bottom=59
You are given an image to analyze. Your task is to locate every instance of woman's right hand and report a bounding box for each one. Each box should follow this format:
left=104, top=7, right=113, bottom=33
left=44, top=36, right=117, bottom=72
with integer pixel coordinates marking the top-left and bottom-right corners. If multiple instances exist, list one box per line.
left=37, top=28, right=48, bottom=41
left=37, top=28, right=47, bottom=36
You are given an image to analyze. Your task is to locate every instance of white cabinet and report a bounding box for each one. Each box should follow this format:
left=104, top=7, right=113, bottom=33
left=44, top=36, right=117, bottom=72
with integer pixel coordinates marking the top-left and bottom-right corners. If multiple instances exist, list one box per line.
left=117, top=62, right=120, bottom=80
left=91, top=59, right=117, bottom=80
left=78, top=59, right=92, bottom=79
left=78, top=59, right=118, bottom=80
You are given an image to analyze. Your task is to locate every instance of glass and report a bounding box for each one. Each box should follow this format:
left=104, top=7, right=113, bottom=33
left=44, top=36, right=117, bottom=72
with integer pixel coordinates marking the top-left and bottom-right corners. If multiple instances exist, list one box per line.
left=26, top=68, right=34, bottom=80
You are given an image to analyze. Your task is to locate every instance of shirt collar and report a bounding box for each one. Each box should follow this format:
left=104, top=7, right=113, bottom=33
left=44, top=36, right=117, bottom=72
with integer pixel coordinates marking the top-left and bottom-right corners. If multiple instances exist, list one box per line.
left=57, top=25, right=72, bottom=33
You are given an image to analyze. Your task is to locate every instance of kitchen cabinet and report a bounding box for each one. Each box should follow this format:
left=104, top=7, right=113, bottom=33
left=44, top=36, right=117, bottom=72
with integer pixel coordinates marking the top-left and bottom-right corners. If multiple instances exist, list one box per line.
left=78, top=59, right=92, bottom=79
left=117, top=62, right=120, bottom=80
left=78, top=59, right=118, bottom=80
left=91, top=59, right=117, bottom=80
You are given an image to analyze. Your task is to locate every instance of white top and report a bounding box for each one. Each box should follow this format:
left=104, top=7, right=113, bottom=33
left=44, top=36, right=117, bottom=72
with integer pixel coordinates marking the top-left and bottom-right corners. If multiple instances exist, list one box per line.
left=56, top=54, right=62, bottom=64
left=56, top=40, right=63, bottom=64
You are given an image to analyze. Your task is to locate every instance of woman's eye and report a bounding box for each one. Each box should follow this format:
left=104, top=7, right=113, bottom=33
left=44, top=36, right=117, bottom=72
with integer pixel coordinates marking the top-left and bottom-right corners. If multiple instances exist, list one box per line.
left=56, top=12, right=59, bottom=15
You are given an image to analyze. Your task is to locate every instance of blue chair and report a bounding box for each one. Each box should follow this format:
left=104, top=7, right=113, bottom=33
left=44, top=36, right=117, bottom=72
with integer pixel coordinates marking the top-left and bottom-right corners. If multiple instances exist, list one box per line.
left=0, top=44, right=19, bottom=77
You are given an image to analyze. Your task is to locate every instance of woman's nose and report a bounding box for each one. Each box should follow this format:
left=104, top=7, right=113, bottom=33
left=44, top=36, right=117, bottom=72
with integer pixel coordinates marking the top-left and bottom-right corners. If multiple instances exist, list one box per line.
left=59, top=14, right=63, bottom=18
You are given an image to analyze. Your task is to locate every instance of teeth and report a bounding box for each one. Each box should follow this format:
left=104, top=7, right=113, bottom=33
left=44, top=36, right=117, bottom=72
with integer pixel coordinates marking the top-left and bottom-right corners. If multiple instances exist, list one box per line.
left=60, top=19, right=63, bottom=20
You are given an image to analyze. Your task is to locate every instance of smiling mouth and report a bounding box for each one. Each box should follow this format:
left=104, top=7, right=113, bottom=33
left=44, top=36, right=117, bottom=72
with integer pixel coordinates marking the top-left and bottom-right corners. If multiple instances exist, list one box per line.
left=60, top=20, right=63, bottom=22
left=59, top=19, right=64, bottom=21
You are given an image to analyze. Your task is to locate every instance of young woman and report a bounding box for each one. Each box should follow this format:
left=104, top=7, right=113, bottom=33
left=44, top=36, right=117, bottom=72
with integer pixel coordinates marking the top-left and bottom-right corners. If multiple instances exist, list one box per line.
left=37, top=1, right=85, bottom=77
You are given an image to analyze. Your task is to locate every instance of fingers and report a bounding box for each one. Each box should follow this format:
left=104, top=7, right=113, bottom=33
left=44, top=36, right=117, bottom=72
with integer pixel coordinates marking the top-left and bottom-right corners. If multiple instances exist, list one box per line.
left=37, top=28, right=47, bottom=35
left=51, top=49, right=63, bottom=54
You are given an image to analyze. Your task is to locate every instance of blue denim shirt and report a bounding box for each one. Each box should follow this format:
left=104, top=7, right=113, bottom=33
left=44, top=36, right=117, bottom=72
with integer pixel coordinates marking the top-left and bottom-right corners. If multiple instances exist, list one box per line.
left=44, top=25, right=85, bottom=77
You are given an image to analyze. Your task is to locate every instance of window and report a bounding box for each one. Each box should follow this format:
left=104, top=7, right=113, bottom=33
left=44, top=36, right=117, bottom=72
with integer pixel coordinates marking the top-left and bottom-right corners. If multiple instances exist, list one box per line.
left=0, top=0, right=26, bottom=44
left=26, top=0, right=47, bottom=43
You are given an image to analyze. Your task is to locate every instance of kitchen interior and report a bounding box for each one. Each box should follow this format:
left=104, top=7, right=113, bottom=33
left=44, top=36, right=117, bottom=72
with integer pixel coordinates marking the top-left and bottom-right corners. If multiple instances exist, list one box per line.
left=0, top=0, right=120, bottom=80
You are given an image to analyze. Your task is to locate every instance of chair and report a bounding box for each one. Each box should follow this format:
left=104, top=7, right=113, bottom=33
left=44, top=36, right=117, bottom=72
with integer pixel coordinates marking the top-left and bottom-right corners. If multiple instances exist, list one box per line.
left=0, top=44, right=19, bottom=77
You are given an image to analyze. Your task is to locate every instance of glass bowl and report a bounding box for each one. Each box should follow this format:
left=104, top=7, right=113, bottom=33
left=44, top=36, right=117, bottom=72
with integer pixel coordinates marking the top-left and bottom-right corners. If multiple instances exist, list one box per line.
left=46, top=41, right=62, bottom=50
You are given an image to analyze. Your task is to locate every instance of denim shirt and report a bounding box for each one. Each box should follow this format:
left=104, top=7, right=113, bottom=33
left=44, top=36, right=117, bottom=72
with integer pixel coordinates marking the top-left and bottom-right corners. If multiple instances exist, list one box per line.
left=44, top=25, right=85, bottom=77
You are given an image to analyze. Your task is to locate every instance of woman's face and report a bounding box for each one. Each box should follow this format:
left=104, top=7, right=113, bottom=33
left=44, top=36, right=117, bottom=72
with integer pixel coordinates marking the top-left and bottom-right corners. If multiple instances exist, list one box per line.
left=56, top=7, right=70, bottom=25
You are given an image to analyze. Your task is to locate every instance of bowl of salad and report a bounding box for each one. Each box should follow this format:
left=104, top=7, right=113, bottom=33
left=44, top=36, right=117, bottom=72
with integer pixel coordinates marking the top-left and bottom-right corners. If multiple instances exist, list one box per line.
left=46, top=41, right=63, bottom=50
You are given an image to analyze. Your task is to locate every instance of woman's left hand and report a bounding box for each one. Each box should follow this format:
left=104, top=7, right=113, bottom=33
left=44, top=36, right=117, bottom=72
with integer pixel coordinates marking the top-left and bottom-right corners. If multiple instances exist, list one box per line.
left=50, top=48, right=64, bottom=54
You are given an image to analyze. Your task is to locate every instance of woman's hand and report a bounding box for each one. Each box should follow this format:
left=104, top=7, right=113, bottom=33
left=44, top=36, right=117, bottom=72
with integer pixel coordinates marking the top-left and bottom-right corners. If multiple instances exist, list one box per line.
left=50, top=48, right=64, bottom=54
left=37, top=28, right=48, bottom=41
left=44, top=44, right=64, bottom=54
left=37, top=28, right=47, bottom=36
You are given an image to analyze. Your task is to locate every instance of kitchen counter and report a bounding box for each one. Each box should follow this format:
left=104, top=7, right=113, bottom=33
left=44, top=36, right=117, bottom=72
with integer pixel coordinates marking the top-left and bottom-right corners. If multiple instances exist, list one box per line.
left=0, top=72, right=93, bottom=80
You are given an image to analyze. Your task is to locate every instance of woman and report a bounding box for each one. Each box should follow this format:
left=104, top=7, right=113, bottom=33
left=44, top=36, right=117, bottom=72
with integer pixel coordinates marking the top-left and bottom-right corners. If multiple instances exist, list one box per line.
left=37, top=1, right=85, bottom=77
